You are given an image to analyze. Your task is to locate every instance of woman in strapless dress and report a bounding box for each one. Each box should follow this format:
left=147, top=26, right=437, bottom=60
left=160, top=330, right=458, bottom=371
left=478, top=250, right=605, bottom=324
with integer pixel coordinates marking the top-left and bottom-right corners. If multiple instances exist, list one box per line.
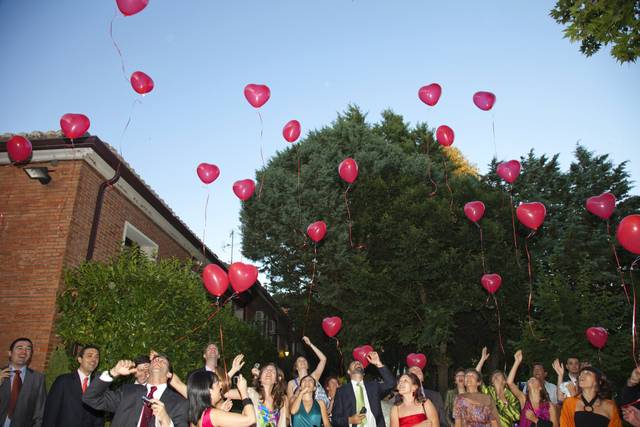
left=391, top=373, right=439, bottom=427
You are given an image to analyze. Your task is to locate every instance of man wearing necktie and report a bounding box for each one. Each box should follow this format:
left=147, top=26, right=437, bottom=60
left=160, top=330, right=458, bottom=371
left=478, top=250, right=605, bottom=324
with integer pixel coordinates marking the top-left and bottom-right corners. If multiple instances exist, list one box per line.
left=83, top=353, right=187, bottom=427
left=332, top=351, right=396, bottom=427
left=43, top=344, right=104, bottom=427
left=0, top=337, right=46, bottom=427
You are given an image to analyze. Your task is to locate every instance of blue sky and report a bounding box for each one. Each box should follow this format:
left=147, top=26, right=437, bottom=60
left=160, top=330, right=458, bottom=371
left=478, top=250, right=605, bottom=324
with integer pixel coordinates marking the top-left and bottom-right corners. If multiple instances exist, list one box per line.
left=1, top=1, right=638, bottom=264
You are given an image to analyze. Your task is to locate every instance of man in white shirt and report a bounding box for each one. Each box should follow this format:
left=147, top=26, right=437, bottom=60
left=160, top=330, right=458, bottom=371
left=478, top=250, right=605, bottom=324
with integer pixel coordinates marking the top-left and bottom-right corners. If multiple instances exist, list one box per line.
left=552, top=356, right=579, bottom=403
left=524, top=362, right=558, bottom=404
left=83, top=354, right=187, bottom=427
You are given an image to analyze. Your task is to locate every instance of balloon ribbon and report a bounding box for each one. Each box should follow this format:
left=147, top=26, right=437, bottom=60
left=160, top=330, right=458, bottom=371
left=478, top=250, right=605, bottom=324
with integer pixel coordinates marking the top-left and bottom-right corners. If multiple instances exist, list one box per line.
left=524, top=230, right=544, bottom=340
left=109, top=9, right=129, bottom=84
left=631, top=257, right=640, bottom=367
left=475, top=222, right=486, bottom=274
left=332, top=336, right=345, bottom=377
left=607, top=219, right=630, bottom=303
left=442, top=155, right=454, bottom=215
left=175, top=293, right=237, bottom=343
left=509, top=190, right=519, bottom=262
left=202, top=190, right=210, bottom=258
left=302, top=244, right=318, bottom=336
left=257, top=111, right=266, bottom=199
left=344, top=184, right=366, bottom=249
left=492, top=294, right=505, bottom=357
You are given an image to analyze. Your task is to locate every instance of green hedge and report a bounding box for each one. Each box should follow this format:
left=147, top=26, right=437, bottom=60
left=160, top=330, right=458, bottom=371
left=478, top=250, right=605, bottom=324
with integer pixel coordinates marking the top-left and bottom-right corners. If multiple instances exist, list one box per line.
left=55, top=248, right=277, bottom=379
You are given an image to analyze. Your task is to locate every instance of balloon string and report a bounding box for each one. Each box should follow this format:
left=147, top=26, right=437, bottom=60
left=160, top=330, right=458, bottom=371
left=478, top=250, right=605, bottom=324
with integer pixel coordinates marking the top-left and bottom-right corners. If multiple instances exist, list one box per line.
left=493, top=294, right=505, bottom=357
left=257, top=111, right=265, bottom=199
left=442, top=155, right=454, bottom=215
left=524, top=231, right=543, bottom=340
left=509, top=191, right=520, bottom=264
left=631, top=258, right=640, bottom=367
left=118, top=98, right=143, bottom=157
left=175, top=293, right=237, bottom=343
left=219, top=317, right=228, bottom=382
left=332, top=336, right=345, bottom=377
left=344, top=185, right=354, bottom=248
left=302, top=244, right=318, bottom=336
left=491, top=114, right=497, bottom=160
left=109, top=9, right=129, bottom=83
left=202, top=190, right=210, bottom=258
left=425, top=139, right=437, bottom=197
left=296, top=145, right=303, bottom=232
left=607, top=219, right=630, bottom=303
left=476, top=223, right=486, bottom=273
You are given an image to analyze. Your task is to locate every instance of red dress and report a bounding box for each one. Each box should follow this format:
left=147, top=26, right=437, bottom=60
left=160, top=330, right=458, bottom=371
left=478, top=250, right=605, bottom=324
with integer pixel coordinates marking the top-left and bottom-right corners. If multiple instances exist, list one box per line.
left=202, top=408, right=215, bottom=427
left=399, top=413, right=427, bottom=427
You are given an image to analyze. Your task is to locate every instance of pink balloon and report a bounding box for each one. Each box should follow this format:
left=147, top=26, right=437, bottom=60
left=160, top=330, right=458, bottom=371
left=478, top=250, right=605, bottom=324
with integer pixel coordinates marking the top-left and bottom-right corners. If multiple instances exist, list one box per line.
left=418, top=84, right=442, bottom=107
left=130, top=71, right=154, bottom=95
left=586, top=192, right=616, bottom=220
left=617, top=214, right=640, bottom=255
left=6, top=136, right=32, bottom=163
left=464, top=201, right=486, bottom=223
left=307, top=221, right=327, bottom=243
left=436, top=125, right=454, bottom=147
left=228, top=262, right=258, bottom=293
left=585, top=327, right=608, bottom=349
left=202, top=264, right=229, bottom=297
left=322, top=317, right=342, bottom=337
left=516, top=202, right=547, bottom=231
left=244, top=84, right=271, bottom=108
left=116, top=0, right=149, bottom=16
left=233, top=179, right=256, bottom=201
left=473, top=91, right=496, bottom=111
left=338, top=158, right=359, bottom=184
left=197, top=163, right=220, bottom=184
left=352, top=345, right=374, bottom=368
left=406, top=353, right=427, bottom=370
left=283, top=120, right=301, bottom=143
left=481, top=273, right=502, bottom=294
left=496, top=160, right=521, bottom=184
left=60, top=113, right=90, bottom=140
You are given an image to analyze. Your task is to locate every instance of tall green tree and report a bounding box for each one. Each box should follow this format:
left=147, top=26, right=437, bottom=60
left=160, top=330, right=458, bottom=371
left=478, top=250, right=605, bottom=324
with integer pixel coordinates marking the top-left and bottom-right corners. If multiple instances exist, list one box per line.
left=550, top=0, right=640, bottom=63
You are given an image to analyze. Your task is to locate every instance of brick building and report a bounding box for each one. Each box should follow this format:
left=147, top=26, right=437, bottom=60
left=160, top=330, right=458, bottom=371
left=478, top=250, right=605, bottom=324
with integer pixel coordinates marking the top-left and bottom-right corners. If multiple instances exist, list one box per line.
left=0, top=132, right=296, bottom=371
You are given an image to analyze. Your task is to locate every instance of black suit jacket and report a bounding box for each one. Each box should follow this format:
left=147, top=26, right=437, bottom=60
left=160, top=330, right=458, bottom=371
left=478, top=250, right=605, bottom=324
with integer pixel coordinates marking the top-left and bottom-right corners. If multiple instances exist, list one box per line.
left=82, top=377, right=188, bottom=427
left=0, top=367, right=46, bottom=427
left=422, top=387, right=446, bottom=427
left=332, top=365, right=396, bottom=427
left=43, top=372, right=104, bottom=427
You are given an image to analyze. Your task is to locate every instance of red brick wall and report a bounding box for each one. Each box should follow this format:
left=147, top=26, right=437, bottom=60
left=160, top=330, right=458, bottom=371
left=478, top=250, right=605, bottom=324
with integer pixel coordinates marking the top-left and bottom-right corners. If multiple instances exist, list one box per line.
left=0, top=158, right=195, bottom=371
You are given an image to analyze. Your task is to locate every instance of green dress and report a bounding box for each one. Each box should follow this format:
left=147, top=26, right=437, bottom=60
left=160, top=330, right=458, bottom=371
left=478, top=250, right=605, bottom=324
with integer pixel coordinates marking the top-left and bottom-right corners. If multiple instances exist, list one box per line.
left=480, top=385, right=520, bottom=427
left=292, top=399, right=323, bottom=427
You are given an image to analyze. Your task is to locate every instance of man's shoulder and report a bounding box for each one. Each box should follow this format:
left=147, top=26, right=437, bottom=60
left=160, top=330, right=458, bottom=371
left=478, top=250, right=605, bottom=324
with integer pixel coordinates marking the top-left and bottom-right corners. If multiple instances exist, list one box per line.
left=26, top=368, right=46, bottom=382
left=163, top=387, right=187, bottom=403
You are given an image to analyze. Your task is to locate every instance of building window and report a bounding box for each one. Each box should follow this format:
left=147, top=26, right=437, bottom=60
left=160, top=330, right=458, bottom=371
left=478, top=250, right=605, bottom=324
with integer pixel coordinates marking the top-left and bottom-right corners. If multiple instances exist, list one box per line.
left=233, top=302, right=244, bottom=321
left=122, top=221, right=158, bottom=259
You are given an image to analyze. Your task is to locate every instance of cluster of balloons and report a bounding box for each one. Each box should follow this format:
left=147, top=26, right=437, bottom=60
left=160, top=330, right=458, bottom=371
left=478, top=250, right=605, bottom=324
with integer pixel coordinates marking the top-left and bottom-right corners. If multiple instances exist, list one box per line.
left=201, top=261, right=259, bottom=297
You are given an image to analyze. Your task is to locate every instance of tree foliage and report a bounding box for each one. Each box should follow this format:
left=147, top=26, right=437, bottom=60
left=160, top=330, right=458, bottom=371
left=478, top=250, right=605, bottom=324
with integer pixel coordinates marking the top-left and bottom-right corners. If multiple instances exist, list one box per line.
left=56, top=247, right=277, bottom=379
left=550, top=0, right=640, bottom=63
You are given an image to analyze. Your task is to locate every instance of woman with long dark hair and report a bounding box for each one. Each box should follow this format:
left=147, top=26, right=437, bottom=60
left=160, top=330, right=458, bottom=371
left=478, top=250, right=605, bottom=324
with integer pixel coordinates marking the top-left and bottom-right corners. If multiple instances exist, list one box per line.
left=453, top=369, right=499, bottom=427
left=290, top=374, right=331, bottom=427
left=391, top=373, right=439, bottom=427
left=559, top=366, right=621, bottom=427
left=287, top=336, right=329, bottom=407
left=187, top=370, right=255, bottom=427
left=507, top=350, right=558, bottom=427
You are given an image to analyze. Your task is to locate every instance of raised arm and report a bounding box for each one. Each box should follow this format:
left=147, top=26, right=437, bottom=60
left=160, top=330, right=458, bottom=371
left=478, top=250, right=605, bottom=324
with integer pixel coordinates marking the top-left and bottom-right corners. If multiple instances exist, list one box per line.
left=551, top=359, right=566, bottom=403
left=475, top=347, right=490, bottom=373
left=367, top=351, right=396, bottom=395
left=302, top=336, right=327, bottom=381
left=290, top=382, right=313, bottom=416
left=209, top=374, right=256, bottom=427
left=506, top=350, right=526, bottom=407
left=83, top=360, right=136, bottom=412
left=169, top=372, right=187, bottom=399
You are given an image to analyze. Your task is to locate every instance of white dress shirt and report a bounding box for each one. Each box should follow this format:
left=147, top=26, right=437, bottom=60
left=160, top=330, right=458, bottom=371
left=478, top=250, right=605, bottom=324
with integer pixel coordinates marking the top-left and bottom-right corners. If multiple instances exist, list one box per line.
left=351, top=380, right=377, bottom=427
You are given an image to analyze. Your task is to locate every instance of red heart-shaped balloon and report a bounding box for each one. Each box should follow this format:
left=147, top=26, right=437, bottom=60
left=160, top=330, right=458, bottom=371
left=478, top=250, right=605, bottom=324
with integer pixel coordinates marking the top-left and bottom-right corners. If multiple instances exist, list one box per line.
left=436, top=125, right=455, bottom=147
left=116, top=0, right=149, bottom=16
left=130, top=71, right=154, bottom=95
left=586, top=192, right=616, bottom=220
left=352, top=345, right=374, bottom=368
left=228, top=262, right=258, bottom=293
left=197, top=163, right=220, bottom=184
left=464, top=201, right=485, bottom=223
left=283, top=120, right=301, bottom=143
left=418, top=83, right=442, bottom=107
left=202, top=264, right=229, bottom=297
left=60, top=113, right=90, bottom=140
left=496, top=160, right=521, bottom=184
left=473, top=91, right=496, bottom=111
left=233, top=179, right=256, bottom=201
left=322, top=317, right=342, bottom=337
left=6, top=136, right=32, bottom=163
left=481, top=273, right=502, bottom=294
left=406, top=353, right=427, bottom=370
left=585, top=326, right=608, bottom=349
left=338, top=158, right=359, bottom=184
left=307, top=221, right=327, bottom=243
left=516, top=202, right=547, bottom=230
left=244, top=84, right=271, bottom=108
left=617, top=214, right=640, bottom=255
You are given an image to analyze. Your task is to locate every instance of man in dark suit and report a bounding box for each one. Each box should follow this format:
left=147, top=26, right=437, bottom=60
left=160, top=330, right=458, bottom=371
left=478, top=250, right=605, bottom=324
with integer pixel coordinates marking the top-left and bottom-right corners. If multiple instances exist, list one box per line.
left=408, top=365, right=447, bottom=427
left=0, top=337, right=46, bottom=427
left=43, top=344, right=104, bottom=427
left=83, top=354, right=187, bottom=427
left=332, top=351, right=396, bottom=427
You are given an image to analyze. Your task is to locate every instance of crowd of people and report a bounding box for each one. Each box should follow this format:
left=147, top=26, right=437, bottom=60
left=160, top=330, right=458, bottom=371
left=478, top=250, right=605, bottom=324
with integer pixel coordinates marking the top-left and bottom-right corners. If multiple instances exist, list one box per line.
left=1, top=336, right=639, bottom=427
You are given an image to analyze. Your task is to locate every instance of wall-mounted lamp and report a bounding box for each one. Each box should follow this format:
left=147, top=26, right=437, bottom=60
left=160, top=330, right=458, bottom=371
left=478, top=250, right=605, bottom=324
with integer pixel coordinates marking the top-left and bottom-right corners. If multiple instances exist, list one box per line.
left=24, top=167, right=52, bottom=185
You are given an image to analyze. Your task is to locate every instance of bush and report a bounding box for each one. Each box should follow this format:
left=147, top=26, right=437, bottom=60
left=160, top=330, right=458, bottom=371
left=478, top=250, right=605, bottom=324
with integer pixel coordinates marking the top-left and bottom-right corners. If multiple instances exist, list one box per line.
left=45, top=345, right=71, bottom=391
left=56, top=247, right=277, bottom=378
